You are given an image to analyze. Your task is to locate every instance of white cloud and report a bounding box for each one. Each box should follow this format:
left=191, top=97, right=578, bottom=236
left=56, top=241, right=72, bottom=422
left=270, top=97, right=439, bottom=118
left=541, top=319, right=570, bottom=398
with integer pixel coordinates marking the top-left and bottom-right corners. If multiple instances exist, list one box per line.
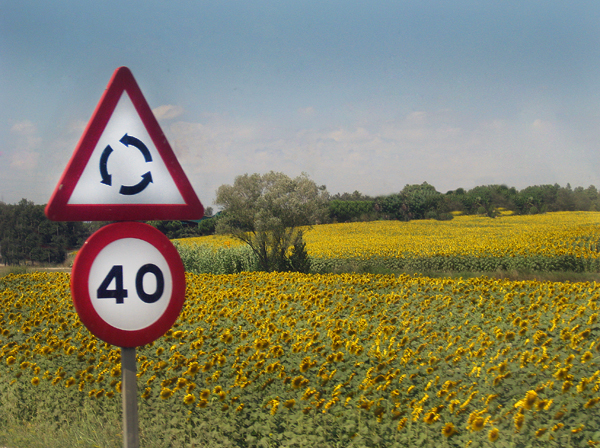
left=8, top=120, right=42, bottom=171
left=67, top=120, right=87, bottom=135
left=11, top=120, right=37, bottom=135
left=406, top=111, right=428, bottom=125
left=153, top=104, right=185, bottom=121
left=298, top=107, right=315, bottom=117
left=150, top=107, right=600, bottom=207
left=10, top=151, right=40, bottom=170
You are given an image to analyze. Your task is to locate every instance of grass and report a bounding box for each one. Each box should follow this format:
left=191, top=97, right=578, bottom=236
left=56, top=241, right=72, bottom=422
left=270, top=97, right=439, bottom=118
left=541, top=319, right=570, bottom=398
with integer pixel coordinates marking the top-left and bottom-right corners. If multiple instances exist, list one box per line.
left=0, top=265, right=30, bottom=277
left=3, top=260, right=599, bottom=284
left=0, top=254, right=74, bottom=277
left=0, top=413, right=122, bottom=448
left=312, top=258, right=600, bottom=283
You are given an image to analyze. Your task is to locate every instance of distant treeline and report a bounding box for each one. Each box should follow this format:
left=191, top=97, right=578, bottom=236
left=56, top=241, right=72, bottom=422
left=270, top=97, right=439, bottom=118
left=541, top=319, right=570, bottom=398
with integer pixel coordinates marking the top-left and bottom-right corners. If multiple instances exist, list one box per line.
left=0, top=199, right=92, bottom=265
left=154, top=182, right=600, bottom=237
left=1, top=183, right=599, bottom=265
left=329, top=182, right=600, bottom=222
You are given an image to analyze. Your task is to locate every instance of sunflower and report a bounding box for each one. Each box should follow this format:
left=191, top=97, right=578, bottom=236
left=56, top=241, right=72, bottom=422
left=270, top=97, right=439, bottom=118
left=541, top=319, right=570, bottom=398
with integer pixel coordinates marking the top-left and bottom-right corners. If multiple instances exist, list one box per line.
left=291, top=376, right=306, bottom=389
left=299, top=361, right=311, bottom=373
left=283, top=399, right=296, bottom=409
left=423, top=412, right=439, bottom=425
left=172, top=330, right=184, bottom=339
left=514, top=413, right=525, bottom=432
left=488, top=427, right=499, bottom=442
left=220, top=332, right=233, bottom=344
left=31, top=377, right=40, bottom=386
left=200, top=389, right=210, bottom=400
left=160, top=388, right=174, bottom=400
left=442, top=422, right=456, bottom=437
left=472, top=417, right=486, bottom=432
left=524, top=390, right=537, bottom=410
left=397, top=417, right=407, bottom=431
left=183, top=394, right=195, bottom=405
left=535, top=427, right=548, bottom=438
left=324, top=399, right=337, bottom=411
left=197, top=399, right=208, bottom=408
left=187, top=362, right=200, bottom=375
left=571, top=424, right=584, bottom=434
left=485, top=394, right=499, bottom=405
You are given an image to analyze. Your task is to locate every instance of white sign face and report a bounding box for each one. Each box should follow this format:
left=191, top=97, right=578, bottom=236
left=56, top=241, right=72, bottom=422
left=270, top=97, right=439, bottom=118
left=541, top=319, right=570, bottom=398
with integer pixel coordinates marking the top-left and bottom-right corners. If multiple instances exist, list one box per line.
left=68, top=91, right=186, bottom=205
left=87, top=237, right=173, bottom=331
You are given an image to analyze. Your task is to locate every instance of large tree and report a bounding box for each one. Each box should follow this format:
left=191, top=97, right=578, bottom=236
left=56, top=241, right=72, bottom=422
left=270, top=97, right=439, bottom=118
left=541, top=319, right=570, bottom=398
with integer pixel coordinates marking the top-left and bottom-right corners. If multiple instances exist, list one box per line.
left=215, top=171, right=329, bottom=272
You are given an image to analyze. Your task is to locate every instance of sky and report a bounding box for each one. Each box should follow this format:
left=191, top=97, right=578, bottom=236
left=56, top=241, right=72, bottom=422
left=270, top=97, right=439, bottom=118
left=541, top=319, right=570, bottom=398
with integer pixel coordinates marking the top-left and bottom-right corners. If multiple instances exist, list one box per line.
left=2, top=1, right=600, bottom=208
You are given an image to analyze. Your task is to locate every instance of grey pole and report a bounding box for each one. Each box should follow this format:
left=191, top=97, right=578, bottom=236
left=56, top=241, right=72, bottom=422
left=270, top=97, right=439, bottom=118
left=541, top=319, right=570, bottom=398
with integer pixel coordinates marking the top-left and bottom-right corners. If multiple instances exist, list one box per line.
left=121, top=347, right=139, bottom=448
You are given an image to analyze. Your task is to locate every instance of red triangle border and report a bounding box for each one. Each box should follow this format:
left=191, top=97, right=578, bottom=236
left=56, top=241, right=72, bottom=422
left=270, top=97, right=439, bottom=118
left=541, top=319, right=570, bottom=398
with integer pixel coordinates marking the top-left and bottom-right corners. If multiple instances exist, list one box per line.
left=45, top=67, right=204, bottom=222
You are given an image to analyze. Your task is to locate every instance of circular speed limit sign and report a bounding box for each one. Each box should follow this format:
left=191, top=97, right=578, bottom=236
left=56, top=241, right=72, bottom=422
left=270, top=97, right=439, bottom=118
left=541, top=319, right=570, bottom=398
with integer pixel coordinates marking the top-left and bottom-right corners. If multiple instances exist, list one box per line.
left=71, top=222, right=186, bottom=347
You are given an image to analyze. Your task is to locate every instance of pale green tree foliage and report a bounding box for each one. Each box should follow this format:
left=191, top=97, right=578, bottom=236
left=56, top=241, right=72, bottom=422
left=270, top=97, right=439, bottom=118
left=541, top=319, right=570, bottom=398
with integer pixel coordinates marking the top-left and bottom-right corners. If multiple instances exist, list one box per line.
left=215, top=171, right=329, bottom=272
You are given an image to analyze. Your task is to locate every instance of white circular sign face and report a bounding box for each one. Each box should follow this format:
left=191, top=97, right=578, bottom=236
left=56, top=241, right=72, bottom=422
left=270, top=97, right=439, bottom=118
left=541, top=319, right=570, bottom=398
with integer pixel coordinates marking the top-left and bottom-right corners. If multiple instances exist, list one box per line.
left=88, top=238, right=172, bottom=331
left=71, top=221, right=186, bottom=347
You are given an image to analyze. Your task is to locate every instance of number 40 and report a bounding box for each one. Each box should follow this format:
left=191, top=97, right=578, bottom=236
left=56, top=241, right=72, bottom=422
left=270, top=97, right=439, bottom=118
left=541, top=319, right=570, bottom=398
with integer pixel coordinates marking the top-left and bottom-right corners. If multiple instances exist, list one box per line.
left=97, top=264, right=165, bottom=304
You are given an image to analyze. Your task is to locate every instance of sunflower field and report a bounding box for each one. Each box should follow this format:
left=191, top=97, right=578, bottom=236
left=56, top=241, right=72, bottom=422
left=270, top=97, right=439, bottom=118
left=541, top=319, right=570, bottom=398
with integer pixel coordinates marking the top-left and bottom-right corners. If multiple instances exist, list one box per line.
left=176, top=212, right=600, bottom=274
left=2, top=264, right=600, bottom=447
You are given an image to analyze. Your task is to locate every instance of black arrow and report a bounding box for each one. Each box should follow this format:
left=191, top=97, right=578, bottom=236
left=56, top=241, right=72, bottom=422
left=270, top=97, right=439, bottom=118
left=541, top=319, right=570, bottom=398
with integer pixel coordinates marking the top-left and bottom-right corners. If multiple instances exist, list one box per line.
left=100, top=145, right=113, bottom=186
left=120, top=134, right=152, bottom=162
left=119, top=171, right=153, bottom=195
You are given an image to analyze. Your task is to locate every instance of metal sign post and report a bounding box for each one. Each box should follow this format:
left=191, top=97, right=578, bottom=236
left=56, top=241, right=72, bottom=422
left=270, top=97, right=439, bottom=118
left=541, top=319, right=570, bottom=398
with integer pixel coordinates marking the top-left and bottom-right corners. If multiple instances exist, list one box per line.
left=122, top=347, right=139, bottom=448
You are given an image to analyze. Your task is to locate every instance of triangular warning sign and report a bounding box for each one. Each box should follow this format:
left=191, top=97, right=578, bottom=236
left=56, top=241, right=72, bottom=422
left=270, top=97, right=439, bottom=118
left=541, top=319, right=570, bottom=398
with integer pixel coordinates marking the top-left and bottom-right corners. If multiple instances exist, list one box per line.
left=45, top=67, right=204, bottom=221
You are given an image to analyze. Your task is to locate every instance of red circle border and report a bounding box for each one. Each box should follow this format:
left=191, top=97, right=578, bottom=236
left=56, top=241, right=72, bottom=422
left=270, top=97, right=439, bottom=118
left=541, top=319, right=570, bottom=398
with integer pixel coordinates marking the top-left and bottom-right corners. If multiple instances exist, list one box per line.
left=71, top=222, right=186, bottom=347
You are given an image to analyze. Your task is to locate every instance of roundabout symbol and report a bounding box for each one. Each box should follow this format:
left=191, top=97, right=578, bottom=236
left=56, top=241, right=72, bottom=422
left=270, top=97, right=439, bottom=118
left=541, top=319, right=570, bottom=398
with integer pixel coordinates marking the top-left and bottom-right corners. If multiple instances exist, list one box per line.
left=44, top=66, right=204, bottom=222
left=100, top=133, right=153, bottom=195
